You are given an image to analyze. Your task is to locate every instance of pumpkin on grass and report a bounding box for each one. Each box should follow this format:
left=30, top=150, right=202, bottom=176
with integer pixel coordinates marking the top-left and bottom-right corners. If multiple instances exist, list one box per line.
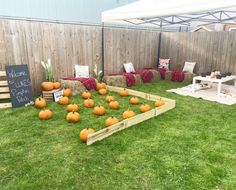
left=84, top=98, right=95, bottom=108
left=105, top=116, right=119, bottom=127
left=96, top=82, right=106, bottom=91
left=140, top=104, right=151, bottom=113
left=63, top=88, right=72, bottom=97
left=82, top=91, right=91, bottom=99
left=130, top=97, right=140, bottom=105
left=122, top=110, right=135, bottom=119
left=105, top=95, right=115, bottom=103
left=53, top=82, right=61, bottom=89
left=93, top=105, right=106, bottom=116
left=109, top=101, right=120, bottom=109
left=41, top=82, right=54, bottom=91
left=59, top=96, right=70, bottom=105
left=67, top=104, right=79, bottom=112
left=35, top=97, right=46, bottom=109
left=155, top=99, right=165, bottom=107
left=66, top=111, right=80, bottom=123
left=38, top=109, right=52, bottom=120
left=80, top=128, right=95, bottom=143
left=98, top=88, right=107, bottom=95
left=120, top=88, right=128, bottom=97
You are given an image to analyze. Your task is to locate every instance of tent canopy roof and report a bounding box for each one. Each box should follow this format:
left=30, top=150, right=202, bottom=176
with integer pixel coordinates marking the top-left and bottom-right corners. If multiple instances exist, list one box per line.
left=102, top=0, right=236, bottom=27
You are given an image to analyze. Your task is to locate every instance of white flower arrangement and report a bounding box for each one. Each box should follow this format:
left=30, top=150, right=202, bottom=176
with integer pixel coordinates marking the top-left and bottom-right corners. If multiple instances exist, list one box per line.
left=41, top=58, right=53, bottom=82
left=93, top=64, right=103, bottom=82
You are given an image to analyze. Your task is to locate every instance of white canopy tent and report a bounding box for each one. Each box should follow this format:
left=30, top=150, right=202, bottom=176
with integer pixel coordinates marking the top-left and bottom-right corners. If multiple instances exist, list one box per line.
left=102, top=0, right=236, bottom=27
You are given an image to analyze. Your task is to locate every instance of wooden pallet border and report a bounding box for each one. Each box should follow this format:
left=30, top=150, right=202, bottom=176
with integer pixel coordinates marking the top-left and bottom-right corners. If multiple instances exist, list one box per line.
left=0, top=71, right=12, bottom=109
left=86, top=86, right=176, bottom=145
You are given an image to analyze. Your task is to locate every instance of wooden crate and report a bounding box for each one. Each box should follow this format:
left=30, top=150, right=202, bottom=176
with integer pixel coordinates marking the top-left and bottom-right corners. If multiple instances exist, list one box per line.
left=0, top=71, right=12, bottom=109
left=42, top=89, right=61, bottom=101
left=86, top=85, right=176, bottom=145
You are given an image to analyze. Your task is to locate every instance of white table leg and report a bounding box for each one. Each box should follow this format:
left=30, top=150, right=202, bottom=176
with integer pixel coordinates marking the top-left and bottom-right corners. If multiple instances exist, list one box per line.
left=217, top=82, right=222, bottom=97
left=192, top=78, right=196, bottom=93
left=234, top=79, right=236, bottom=88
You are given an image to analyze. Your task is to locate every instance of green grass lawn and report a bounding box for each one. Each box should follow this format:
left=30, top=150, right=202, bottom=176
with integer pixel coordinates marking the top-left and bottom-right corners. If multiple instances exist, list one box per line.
left=0, top=80, right=236, bottom=190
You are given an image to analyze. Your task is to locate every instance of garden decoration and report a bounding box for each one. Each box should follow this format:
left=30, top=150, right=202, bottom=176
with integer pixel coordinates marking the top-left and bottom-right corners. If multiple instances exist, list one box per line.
left=93, top=63, right=106, bottom=91
left=105, top=116, right=119, bottom=127
left=67, top=104, right=79, bottom=112
left=82, top=91, right=91, bottom=99
left=109, top=100, right=120, bottom=109
left=38, top=109, right=53, bottom=120
left=83, top=98, right=95, bottom=108
left=41, top=59, right=53, bottom=82
left=105, top=95, right=115, bottom=103
left=129, top=97, right=140, bottom=105
left=35, top=97, right=46, bottom=109
left=119, top=88, right=129, bottom=97
left=80, top=128, right=95, bottom=143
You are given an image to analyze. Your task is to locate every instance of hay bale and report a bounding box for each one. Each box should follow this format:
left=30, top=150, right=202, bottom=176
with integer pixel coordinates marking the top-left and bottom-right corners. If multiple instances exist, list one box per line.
left=183, top=72, right=197, bottom=84
left=134, top=74, right=143, bottom=85
left=165, top=71, right=172, bottom=81
left=103, top=75, right=127, bottom=88
left=60, top=79, right=86, bottom=95
left=150, top=70, right=161, bottom=82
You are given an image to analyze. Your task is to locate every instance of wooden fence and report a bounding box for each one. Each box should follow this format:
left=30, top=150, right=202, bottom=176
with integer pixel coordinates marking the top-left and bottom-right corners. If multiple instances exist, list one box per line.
left=160, top=32, right=236, bottom=74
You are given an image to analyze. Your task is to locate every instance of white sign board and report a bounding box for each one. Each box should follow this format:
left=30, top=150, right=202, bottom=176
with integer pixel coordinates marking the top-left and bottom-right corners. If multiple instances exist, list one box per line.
left=53, top=90, right=63, bottom=102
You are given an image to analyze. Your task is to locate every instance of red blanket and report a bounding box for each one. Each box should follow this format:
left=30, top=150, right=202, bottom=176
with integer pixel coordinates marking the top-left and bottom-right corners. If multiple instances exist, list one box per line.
left=157, top=68, right=166, bottom=79
left=63, top=77, right=96, bottom=90
left=123, top=73, right=136, bottom=87
left=136, top=70, right=153, bottom=83
left=171, top=70, right=185, bottom=82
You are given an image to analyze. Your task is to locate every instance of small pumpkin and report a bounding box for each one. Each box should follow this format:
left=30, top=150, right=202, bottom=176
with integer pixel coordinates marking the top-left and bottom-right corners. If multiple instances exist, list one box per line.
left=82, top=91, right=91, bottom=99
left=53, top=82, right=61, bottom=89
left=130, top=97, right=140, bottom=105
left=66, top=111, right=80, bottom=123
left=98, top=88, right=107, bottom=95
left=63, top=88, right=72, bottom=97
left=84, top=98, right=95, bottom=108
left=41, top=82, right=54, bottom=91
left=105, top=116, right=119, bottom=127
left=59, top=96, right=70, bottom=105
left=109, top=101, right=120, bottom=109
left=80, top=128, right=95, bottom=143
left=96, top=82, right=106, bottom=91
left=35, top=97, right=46, bottom=109
left=155, top=99, right=165, bottom=107
left=140, top=104, right=151, bottom=113
left=122, top=110, right=135, bottom=119
left=93, top=105, right=106, bottom=116
left=106, top=95, right=115, bottom=103
left=120, top=88, right=128, bottom=97
left=67, top=104, right=79, bottom=112
left=38, top=109, right=52, bottom=120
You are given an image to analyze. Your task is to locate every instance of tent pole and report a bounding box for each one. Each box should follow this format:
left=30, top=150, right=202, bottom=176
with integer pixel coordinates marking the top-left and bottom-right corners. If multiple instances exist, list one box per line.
left=101, top=22, right=105, bottom=78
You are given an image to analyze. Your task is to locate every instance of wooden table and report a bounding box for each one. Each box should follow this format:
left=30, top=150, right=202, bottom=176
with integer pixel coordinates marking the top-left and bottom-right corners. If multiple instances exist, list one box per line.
left=192, top=75, right=236, bottom=97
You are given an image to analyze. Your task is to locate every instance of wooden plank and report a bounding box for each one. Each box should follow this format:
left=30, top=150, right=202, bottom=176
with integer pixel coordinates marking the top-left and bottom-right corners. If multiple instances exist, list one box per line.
left=0, top=81, right=8, bottom=86
left=0, top=71, right=6, bottom=77
left=0, top=87, right=9, bottom=93
left=0, top=102, right=12, bottom=108
left=0, top=93, right=10, bottom=99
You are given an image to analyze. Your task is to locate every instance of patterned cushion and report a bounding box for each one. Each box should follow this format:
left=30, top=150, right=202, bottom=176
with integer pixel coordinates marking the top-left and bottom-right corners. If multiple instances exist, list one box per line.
left=123, top=62, right=135, bottom=73
left=183, top=62, right=196, bottom=73
left=75, top=65, right=89, bottom=78
left=158, top=58, right=170, bottom=70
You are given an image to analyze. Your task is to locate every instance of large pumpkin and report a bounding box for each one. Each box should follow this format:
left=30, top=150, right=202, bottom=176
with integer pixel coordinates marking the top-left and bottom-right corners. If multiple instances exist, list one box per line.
left=80, top=128, right=95, bottom=143
left=119, top=88, right=128, bottom=97
left=93, top=105, right=106, bottom=116
left=38, top=109, right=53, bottom=120
left=140, top=104, right=151, bottom=113
left=41, top=82, right=54, bottom=91
left=67, top=104, right=79, bottom=112
left=96, top=82, right=106, bottom=91
left=122, top=110, right=135, bottom=119
left=82, top=91, right=91, bottom=99
left=155, top=99, right=165, bottom=107
left=109, top=101, right=120, bottom=109
left=63, top=88, right=72, bottom=97
left=53, top=82, right=61, bottom=89
left=98, top=88, right=107, bottom=95
left=66, top=111, right=80, bottom=123
left=84, top=98, right=95, bottom=108
left=105, top=116, right=119, bottom=127
left=129, top=97, right=140, bottom=105
left=59, top=96, right=70, bottom=105
left=35, top=97, right=46, bottom=109
left=105, top=95, right=115, bottom=103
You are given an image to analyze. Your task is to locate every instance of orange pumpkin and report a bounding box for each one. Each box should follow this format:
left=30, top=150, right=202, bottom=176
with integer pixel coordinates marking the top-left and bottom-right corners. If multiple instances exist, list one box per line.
left=80, top=128, right=95, bottom=143
left=59, top=96, right=70, bottom=105
left=96, top=82, right=106, bottom=91
left=63, top=88, right=72, bottom=97
left=109, top=101, right=120, bottom=109
left=35, top=97, right=46, bottom=109
left=82, top=91, right=91, bottom=99
left=93, top=105, right=106, bottom=116
left=67, top=104, right=79, bottom=112
left=53, top=82, right=61, bottom=89
left=98, top=88, right=107, bottom=95
left=130, top=97, right=140, bottom=105
left=122, top=110, right=135, bottom=119
left=41, top=82, right=54, bottom=91
left=120, top=88, right=128, bottom=97
left=105, top=116, right=119, bottom=127
left=84, top=98, right=95, bottom=108
left=66, top=111, right=80, bottom=123
left=105, top=95, right=115, bottom=103
left=140, top=104, right=151, bottom=113
left=38, top=109, right=52, bottom=120
left=155, top=99, right=165, bottom=107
